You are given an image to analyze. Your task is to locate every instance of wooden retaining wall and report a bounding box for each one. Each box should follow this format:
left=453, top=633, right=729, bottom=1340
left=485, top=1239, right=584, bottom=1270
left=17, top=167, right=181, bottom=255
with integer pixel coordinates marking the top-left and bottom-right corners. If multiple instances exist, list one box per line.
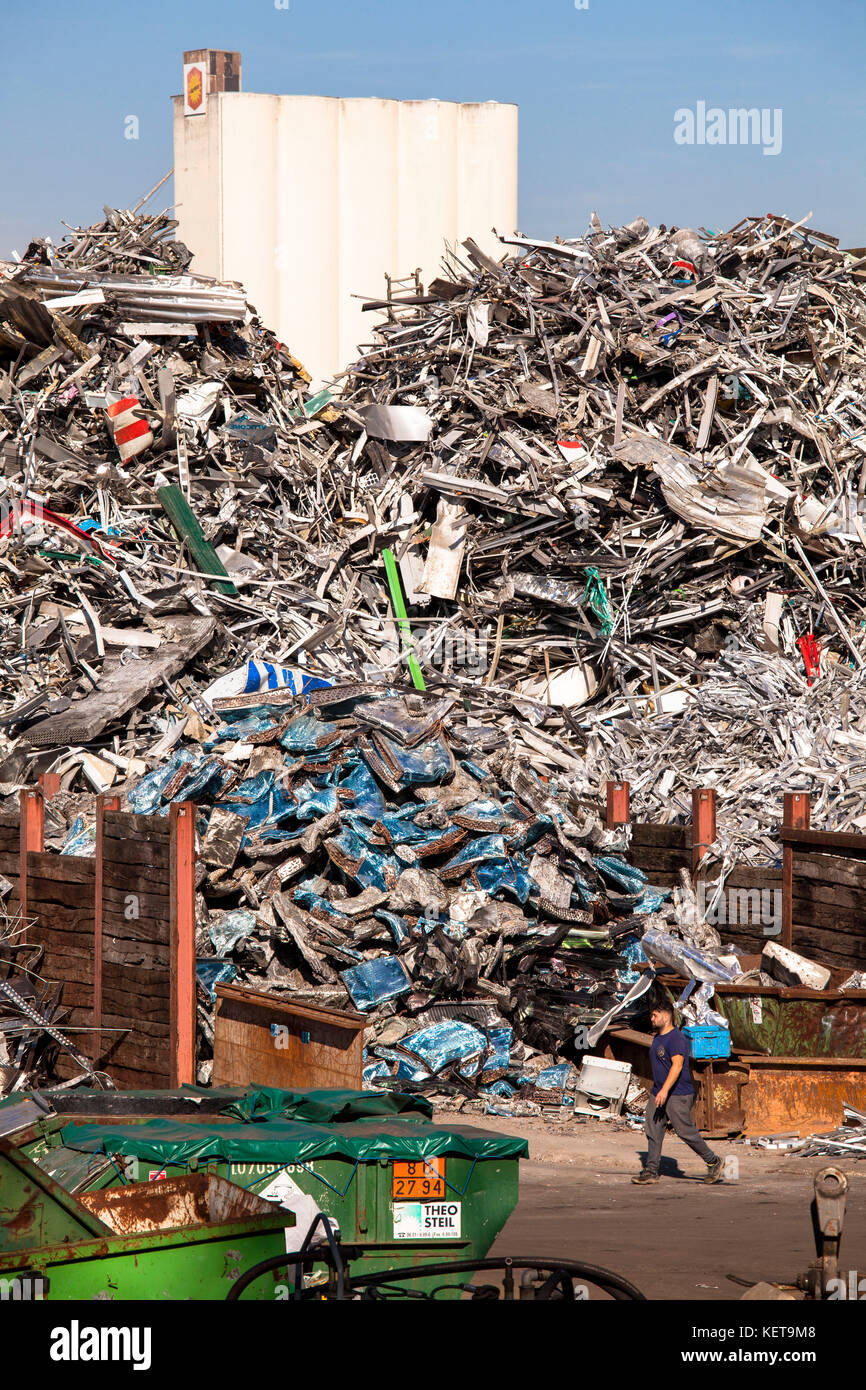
left=607, top=781, right=864, bottom=971
left=628, top=822, right=691, bottom=886
left=14, top=787, right=195, bottom=1088
left=782, top=823, right=866, bottom=972
left=25, top=850, right=96, bottom=1079
left=0, top=809, right=21, bottom=917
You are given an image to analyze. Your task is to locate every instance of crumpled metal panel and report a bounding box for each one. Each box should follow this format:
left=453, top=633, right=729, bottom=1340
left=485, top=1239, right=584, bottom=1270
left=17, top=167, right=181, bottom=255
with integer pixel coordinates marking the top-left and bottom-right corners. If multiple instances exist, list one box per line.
left=341, top=956, right=412, bottom=1011
left=366, top=729, right=454, bottom=787
left=128, top=748, right=197, bottom=814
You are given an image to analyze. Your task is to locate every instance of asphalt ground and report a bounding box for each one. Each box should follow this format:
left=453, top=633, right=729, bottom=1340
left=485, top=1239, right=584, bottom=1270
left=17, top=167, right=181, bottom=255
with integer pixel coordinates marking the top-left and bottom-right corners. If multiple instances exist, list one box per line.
left=433, top=1110, right=866, bottom=1302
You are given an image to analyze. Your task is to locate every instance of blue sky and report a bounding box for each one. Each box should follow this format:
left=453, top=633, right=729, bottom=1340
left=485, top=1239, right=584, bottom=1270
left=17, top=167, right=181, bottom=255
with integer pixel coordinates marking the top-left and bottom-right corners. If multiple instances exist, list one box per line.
left=1, top=0, right=863, bottom=256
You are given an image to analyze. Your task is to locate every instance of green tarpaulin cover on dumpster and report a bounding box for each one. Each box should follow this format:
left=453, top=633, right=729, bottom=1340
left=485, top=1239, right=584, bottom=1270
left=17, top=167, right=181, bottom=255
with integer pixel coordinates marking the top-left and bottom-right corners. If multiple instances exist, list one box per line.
left=220, top=1087, right=432, bottom=1124
left=60, top=1118, right=528, bottom=1166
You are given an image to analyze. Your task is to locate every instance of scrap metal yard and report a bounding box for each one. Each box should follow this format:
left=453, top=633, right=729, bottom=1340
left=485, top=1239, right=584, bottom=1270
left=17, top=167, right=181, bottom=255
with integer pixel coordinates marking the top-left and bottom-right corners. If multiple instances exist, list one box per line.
left=0, top=3, right=864, bottom=1353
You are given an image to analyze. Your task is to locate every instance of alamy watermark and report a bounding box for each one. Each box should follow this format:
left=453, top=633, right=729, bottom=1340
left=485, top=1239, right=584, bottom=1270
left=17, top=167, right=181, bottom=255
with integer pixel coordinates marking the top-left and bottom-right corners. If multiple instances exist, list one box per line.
left=0, top=496, right=48, bottom=531
left=828, top=1270, right=866, bottom=1299
left=697, top=880, right=781, bottom=936
left=272, top=1023, right=295, bottom=1049
left=49, top=1322, right=151, bottom=1370
left=674, top=102, right=782, bottom=156
left=0, top=1273, right=48, bottom=1300
left=418, top=627, right=490, bottom=676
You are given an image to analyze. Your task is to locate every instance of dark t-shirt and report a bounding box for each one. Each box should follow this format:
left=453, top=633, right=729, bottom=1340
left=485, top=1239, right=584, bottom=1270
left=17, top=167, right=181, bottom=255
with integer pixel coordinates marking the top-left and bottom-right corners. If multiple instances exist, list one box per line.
left=650, top=1027, right=693, bottom=1096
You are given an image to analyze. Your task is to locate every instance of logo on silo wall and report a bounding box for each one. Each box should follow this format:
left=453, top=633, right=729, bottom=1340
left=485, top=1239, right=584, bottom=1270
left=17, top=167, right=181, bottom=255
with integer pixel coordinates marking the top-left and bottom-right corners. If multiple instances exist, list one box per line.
left=184, top=64, right=206, bottom=116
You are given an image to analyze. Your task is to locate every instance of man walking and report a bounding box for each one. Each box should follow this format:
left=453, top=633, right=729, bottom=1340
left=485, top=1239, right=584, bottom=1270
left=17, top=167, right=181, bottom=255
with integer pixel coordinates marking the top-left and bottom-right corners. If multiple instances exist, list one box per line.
left=633, top=1000, right=723, bottom=1184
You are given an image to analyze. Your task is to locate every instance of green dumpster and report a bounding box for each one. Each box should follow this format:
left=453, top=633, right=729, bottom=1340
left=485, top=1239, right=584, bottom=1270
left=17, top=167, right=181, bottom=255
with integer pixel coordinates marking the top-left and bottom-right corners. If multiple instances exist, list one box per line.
left=24, top=1086, right=527, bottom=1298
left=0, top=1140, right=297, bottom=1300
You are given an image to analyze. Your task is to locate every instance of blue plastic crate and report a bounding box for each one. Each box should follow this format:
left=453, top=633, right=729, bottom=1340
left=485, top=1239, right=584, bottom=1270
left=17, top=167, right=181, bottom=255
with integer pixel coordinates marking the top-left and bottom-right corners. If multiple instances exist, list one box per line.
left=683, top=1024, right=731, bottom=1060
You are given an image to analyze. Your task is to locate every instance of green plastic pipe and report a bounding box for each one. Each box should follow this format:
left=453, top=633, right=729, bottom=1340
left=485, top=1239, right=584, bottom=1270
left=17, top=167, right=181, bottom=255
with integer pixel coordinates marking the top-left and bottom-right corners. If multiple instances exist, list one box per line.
left=382, top=547, right=426, bottom=691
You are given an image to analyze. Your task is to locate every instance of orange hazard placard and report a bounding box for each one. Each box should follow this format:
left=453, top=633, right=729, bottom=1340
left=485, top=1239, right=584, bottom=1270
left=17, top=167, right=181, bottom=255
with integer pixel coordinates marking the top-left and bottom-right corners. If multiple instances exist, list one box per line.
left=391, top=1157, right=446, bottom=1201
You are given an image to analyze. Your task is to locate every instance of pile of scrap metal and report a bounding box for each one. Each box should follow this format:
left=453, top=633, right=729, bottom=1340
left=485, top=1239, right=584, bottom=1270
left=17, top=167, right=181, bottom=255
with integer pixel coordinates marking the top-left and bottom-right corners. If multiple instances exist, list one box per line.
left=2, top=198, right=866, bottom=878
left=124, top=679, right=668, bottom=1102
left=336, top=212, right=866, bottom=869
left=117, top=702, right=847, bottom=1108
left=3, top=192, right=866, bottom=1096
left=746, top=1106, right=866, bottom=1159
left=0, top=189, right=348, bottom=794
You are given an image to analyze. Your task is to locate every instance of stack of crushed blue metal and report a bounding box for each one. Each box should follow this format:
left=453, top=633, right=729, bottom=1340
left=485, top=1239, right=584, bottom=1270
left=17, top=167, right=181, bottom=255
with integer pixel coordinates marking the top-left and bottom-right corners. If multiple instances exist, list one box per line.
left=123, top=675, right=667, bottom=1108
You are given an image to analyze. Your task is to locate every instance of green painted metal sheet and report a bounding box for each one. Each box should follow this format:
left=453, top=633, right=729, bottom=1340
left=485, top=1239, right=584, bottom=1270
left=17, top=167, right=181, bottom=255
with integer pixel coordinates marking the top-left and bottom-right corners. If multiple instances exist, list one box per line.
left=714, top=991, right=866, bottom=1057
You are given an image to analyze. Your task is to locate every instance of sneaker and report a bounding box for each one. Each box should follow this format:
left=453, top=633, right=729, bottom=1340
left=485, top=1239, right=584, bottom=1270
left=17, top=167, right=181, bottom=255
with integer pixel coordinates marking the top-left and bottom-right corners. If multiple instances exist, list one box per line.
left=704, top=1157, right=723, bottom=1184
left=632, top=1169, right=660, bottom=1184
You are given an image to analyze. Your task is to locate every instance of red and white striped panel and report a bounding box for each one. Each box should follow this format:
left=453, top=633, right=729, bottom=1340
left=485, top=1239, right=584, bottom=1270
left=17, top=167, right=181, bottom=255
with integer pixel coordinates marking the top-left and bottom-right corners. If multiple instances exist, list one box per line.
left=105, top=396, right=153, bottom=462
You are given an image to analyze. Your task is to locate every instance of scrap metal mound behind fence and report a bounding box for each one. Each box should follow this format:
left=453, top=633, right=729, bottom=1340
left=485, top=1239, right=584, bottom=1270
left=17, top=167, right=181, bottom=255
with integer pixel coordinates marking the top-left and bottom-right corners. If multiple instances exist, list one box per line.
left=2, top=195, right=866, bottom=1121
left=2, top=764, right=866, bottom=1131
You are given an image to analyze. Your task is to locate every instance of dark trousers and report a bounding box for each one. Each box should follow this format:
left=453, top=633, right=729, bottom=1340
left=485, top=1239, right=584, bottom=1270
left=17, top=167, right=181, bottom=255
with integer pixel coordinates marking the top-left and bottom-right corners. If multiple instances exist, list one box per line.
left=644, top=1093, right=717, bottom=1173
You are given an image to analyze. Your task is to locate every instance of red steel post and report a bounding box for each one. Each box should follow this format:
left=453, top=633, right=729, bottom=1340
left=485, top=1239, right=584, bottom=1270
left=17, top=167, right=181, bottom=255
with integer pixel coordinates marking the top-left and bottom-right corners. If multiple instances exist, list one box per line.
left=605, top=780, right=631, bottom=829
left=782, top=792, right=811, bottom=950
left=93, top=794, right=121, bottom=1063
left=691, top=788, right=717, bottom=876
left=170, top=802, right=197, bottom=1086
left=19, top=788, right=44, bottom=921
